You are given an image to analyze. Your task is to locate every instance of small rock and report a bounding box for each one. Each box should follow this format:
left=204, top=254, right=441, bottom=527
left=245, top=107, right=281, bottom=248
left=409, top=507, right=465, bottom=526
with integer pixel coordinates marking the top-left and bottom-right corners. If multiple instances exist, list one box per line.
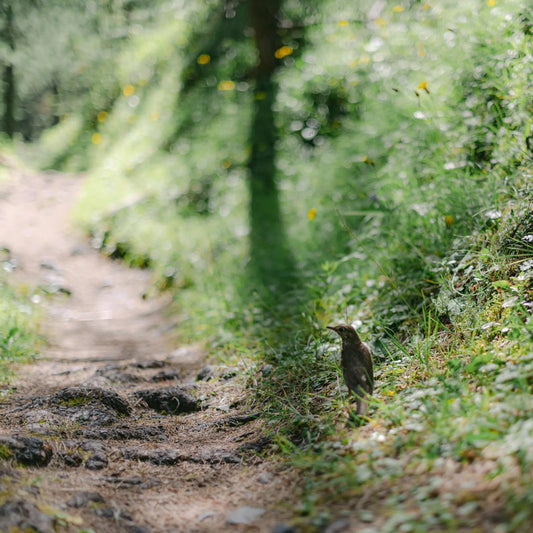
left=0, top=435, right=53, bottom=467
left=214, top=412, right=260, bottom=428
left=51, top=386, right=131, bottom=416
left=95, top=508, right=132, bottom=520
left=134, top=386, right=199, bottom=414
left=239, top=436, right=272, bottom=454
left=95, top=508, right=115, bottom=518
left=257, top=472, right=273, bottom=484
left=272, top=525, right=298, bottom=533
left=58, top=450, right=83, bottom=467
left=226, top=506, right=265, bottom=525
left=2, top=257, right=17, bottom=272
left=67, top=491, right=104, bottom=508
left=128, top=526, right=151, bottom=533
left=197, top=366, right=215, bottom=381
left=39, top=260, right=60, bottom=272
left=85, top=452, right=108, bottom=470
left=122, top=447, right=182, bottom=466
left=0, top=499, right=56, bottom=533
left=134, top=360, right=166, bottom=369
left=40, top=282, right=71, bottom=296
left=151, top=369, right=181, bottom=382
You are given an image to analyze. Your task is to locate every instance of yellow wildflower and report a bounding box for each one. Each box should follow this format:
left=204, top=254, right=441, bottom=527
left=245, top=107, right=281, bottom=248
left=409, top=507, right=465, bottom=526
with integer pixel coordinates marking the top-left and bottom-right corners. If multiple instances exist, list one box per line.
left=308, top=208, right=317, bottom=220
left=274, top=46, right=293, bottom=59
left=417, top=81, right=430, bottom=94
left=218, top=80, right=235, bottom=91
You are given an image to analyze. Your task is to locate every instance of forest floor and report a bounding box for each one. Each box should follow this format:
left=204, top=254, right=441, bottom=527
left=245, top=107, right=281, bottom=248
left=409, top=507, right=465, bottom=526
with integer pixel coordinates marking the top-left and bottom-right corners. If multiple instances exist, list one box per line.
left=0, top=159, right=296, bottom=533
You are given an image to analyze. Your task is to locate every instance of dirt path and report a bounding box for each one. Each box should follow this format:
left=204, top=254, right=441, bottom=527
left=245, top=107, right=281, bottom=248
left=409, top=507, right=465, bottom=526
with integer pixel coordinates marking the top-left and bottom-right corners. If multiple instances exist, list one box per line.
left=0, top=159, right=294, bottom=533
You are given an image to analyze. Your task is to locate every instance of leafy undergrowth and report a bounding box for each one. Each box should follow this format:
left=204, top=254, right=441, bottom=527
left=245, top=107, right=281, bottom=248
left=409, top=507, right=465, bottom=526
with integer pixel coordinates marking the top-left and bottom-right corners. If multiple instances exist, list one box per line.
left=250, top=184, right=533, bottom=531
left=0, top=280, right=40, bottom=386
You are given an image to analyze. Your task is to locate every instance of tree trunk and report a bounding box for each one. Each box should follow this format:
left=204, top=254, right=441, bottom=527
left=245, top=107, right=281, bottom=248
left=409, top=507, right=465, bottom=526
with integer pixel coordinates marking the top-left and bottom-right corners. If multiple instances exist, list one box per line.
left=247, top=0, right=294, bottom=287
left=2, top=3, right=16, bottom=137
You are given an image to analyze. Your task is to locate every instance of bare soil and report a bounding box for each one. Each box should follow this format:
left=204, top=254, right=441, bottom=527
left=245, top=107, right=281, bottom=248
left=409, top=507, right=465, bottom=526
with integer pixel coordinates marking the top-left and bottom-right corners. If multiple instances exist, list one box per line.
left=0, top=158, right=296, bottom=533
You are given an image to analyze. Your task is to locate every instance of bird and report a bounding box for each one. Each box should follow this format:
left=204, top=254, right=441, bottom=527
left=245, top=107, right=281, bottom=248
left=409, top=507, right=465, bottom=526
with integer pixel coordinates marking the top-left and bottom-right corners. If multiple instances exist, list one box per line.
left=327, top=324, right=374, bottom=417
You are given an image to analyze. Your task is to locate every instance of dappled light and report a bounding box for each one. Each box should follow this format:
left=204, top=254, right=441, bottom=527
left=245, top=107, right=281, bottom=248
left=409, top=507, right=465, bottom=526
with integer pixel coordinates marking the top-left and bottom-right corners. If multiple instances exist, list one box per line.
left=1, top=0, right=533, bottom=531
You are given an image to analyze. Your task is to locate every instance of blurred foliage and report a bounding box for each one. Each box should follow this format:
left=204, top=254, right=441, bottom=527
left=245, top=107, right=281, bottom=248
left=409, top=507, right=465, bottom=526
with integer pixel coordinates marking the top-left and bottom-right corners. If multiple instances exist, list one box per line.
left=3, top=0, right=529, bottom=344
left=0, top=0, right=166, bottom=166
left=0, top=279, right=39, bottom=384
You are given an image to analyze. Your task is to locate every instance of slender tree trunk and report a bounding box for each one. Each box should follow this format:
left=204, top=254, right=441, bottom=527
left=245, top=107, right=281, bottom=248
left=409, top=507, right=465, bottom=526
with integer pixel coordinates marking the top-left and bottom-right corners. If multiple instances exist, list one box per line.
left=247, top=0, right=294, bottom=286
left=249, top=0, right=281, bottom=79
left=3, top=64, right=15, bottom=137
left=2, top=3, right=16, bottom=137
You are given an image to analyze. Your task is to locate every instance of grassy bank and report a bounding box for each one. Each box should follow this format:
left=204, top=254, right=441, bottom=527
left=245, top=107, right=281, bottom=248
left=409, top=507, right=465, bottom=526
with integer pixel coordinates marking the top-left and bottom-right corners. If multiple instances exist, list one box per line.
left=0, top=281, right=39, bottom=386
left=261, top=186, right=533, bottom=531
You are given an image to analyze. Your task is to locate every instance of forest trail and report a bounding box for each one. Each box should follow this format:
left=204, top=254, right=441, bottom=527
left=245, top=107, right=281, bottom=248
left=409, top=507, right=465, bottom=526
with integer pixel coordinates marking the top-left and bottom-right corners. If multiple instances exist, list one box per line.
left=0, top=159, right=294, bottom=533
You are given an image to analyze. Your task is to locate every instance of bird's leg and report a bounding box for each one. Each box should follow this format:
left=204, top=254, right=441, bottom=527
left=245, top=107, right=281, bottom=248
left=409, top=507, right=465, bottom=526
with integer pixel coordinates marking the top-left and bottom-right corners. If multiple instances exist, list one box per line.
left=346, top=392, right=370, bottom=426
left=355, top=397, right=368, bottom=417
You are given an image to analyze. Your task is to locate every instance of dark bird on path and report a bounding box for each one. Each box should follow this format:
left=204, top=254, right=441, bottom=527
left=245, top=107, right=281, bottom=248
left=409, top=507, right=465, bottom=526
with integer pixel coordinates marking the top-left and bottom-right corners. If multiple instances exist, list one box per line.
left=327, top=324, right=374, bottom=417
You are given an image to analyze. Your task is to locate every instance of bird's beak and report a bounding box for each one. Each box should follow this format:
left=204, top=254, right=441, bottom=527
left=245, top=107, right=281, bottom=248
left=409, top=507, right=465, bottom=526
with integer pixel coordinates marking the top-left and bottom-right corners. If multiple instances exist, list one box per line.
left=326, top=326, right=336, bottom=332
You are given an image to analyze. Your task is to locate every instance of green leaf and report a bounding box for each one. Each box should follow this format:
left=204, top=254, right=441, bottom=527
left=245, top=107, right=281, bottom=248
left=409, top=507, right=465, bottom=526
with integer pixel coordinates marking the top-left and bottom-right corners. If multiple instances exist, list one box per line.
left=492, top=280, right=512, bottom=290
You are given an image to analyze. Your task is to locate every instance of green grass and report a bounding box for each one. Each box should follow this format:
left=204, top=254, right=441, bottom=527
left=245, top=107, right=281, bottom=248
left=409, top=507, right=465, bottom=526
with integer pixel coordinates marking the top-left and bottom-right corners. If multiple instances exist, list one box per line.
left=0, top=282, right=40, bottom=385
left=247, top=171, right=533, bottom=529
